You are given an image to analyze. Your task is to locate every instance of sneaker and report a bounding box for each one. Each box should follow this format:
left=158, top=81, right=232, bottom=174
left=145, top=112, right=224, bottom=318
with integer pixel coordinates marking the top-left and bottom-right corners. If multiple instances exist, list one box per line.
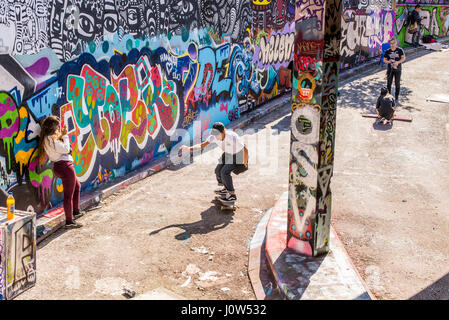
left=220, top=193, right=237, bottom=202
left=378, top=117, right=385, bottom=124
left=65, top=221, right=83, bottom=229
left=214, top=187, right=228, bottom=195
left=73, top=210, right=85, bottom=219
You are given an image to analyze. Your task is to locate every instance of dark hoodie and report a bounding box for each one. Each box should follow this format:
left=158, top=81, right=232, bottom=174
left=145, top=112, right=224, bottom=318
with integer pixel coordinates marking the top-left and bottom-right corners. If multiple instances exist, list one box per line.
left=376, top=89, right=396, bottom=119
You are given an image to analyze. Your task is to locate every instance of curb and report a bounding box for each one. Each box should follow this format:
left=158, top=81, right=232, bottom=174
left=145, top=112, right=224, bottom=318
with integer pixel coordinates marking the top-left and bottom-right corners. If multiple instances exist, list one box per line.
left=247, top=208, right=283, bottom=300
left=36, top=93, right=291, bottom=244
left=262, top=192, right=373, bottom=300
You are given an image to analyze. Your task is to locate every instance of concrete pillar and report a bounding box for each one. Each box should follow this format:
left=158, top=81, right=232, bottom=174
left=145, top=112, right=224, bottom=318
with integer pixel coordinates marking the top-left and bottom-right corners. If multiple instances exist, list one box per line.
left=287, top=0, right=342, bottom=256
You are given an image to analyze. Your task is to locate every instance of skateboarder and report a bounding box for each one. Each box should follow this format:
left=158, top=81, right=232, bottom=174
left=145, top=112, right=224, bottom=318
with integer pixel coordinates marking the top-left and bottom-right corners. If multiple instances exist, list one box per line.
left=180, top=122, right=248, bottom=202
left=376, top=87, right=396, bottom=125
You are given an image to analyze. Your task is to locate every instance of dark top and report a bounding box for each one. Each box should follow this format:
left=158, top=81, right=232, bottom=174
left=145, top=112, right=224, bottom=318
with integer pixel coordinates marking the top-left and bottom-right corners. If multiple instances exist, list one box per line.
left=384, top=47, right=405, bottom=72
left=376, top=94, right=395, bottom=114
left=409, top=10, right=422, bottom=25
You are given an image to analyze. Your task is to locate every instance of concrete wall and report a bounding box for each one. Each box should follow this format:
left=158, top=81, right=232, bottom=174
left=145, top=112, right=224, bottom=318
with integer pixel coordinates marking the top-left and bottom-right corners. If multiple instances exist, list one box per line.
left=0, top=0, right=295, bottom=214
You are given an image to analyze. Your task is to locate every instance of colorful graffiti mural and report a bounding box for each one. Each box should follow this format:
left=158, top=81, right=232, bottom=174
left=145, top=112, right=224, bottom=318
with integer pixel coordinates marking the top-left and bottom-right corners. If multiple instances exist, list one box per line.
left=0, top=1, right=294, bottom=214
left=396, top=3, right=449, bottom=46
left=340, top=1, right=395, bottom=69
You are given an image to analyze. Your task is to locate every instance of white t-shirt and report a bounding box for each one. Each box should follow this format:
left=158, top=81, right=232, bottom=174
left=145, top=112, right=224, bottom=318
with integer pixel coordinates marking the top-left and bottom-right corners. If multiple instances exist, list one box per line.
left=44, top=135, right=73, bottom=162
left=206, top=130, right=245, bottom=155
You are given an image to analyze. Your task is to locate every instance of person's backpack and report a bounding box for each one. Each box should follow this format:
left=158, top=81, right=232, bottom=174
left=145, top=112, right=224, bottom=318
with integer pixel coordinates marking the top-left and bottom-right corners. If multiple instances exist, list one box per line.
left=422, top=35, right=436, bottom=43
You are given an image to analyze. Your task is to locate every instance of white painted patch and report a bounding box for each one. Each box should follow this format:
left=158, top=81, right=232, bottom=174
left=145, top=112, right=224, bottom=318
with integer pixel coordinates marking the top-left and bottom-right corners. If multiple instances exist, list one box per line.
left=198, top=271, right=219, bottom=282
left=183, top=264, right=201, bottom=276
left=94, top=277, right=131, bottom=296
left=191, top=246, right=209, bottom=254
left=180, top=276, right=191, bottom=287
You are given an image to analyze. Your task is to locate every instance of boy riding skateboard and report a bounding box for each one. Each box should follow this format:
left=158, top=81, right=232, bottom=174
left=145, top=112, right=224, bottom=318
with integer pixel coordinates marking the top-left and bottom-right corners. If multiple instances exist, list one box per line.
left=180, top=122, right=248, bottom=203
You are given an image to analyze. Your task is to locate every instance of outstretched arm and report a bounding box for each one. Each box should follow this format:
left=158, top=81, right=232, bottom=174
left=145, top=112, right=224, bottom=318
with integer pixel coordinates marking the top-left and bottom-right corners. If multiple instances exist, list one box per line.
left=180, top=141, right=210, bottom=153
left=243, top=146, right=248, bottom=166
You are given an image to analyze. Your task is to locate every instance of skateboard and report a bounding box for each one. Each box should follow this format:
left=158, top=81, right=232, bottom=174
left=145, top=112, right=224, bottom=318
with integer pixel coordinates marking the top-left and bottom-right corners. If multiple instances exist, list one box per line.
left=362, top=114, right=412, bottom=122
left=214, top=195, right=237, bottom=211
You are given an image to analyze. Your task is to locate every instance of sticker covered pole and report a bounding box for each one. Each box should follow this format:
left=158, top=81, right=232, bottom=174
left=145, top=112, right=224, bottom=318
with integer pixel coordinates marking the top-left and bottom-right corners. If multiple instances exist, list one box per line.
left=287, top=0, right=342, bottom=256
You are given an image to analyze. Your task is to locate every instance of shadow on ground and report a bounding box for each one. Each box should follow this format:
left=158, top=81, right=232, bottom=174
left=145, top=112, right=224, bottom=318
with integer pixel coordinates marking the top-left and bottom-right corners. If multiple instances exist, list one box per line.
left=338, top=48, right=434, bottom=112
left=272, top=248, right=326, bottom=299
left=372, top=120, right=394, bottom=131
left=409, top=272, right=449, bottom=300
left=149, top=202, right=235, bottom=240
left=339, top=77, right=413, bottom=112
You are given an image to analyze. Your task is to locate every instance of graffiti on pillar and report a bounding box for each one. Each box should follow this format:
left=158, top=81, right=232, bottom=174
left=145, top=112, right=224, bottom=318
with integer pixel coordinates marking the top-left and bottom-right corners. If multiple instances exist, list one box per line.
left=4, top=215, right=36, bottom=300
left=288, top=0, right=341, bottom=256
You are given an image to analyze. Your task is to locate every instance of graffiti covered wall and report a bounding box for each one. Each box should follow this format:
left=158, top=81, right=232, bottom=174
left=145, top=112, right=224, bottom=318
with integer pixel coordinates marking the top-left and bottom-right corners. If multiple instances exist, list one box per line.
left=396, top=1, right=449, bottom=47
left=0, top=1, right=295, bottom=214
left=340, top=0, right=395, bottom=69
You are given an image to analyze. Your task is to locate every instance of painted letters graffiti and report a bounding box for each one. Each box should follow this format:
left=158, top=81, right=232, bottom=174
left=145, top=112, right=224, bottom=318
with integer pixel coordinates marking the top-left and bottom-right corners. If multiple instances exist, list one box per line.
left=0, top=1, right=294, bottom=215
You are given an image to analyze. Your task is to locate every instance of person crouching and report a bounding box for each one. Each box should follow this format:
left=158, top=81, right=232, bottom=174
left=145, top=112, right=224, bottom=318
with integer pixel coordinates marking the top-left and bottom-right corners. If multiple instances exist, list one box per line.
left=376, top=87, right=396, bottom=125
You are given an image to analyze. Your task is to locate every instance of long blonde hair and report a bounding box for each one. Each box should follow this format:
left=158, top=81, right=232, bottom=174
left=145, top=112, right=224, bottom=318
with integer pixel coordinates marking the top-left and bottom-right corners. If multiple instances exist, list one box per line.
left=38, top=115, right=60, bottom=165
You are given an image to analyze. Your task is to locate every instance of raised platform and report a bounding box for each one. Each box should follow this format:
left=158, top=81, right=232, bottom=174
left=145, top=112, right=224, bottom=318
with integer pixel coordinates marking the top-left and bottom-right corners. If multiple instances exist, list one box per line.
left=249, top=191, right=374, bottom=300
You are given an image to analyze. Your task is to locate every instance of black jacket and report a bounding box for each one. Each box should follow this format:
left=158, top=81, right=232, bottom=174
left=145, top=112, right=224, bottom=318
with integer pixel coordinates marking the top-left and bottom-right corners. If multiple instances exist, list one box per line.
left=409, top=10, right=422, bottom=25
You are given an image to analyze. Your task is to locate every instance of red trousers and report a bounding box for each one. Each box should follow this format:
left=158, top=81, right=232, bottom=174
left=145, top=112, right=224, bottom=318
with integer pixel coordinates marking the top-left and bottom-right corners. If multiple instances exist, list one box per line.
left=53, top=160, right=80, bottom=222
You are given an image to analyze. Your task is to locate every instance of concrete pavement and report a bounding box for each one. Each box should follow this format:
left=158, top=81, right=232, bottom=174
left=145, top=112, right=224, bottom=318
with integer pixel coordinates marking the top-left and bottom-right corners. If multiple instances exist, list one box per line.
left=17, top=48, right=449, bottom=300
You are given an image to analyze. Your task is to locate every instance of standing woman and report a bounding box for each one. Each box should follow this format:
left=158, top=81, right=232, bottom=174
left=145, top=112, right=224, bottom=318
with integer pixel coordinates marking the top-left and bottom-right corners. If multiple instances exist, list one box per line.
left=38, top=115, right=84, bottom=228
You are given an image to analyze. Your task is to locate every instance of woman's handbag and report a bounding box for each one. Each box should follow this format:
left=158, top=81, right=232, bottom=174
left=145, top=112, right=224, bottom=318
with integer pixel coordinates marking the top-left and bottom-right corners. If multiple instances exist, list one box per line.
left=408, top=22, right=418, bottom=34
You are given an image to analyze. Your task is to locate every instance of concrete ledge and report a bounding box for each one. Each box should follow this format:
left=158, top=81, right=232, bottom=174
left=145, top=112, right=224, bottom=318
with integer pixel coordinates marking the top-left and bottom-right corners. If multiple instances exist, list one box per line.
left=263, top=191, right=374, bottom=300
left=248, top=208, right=282, bottom=300
left=36, top=93, right=291, bottom=244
